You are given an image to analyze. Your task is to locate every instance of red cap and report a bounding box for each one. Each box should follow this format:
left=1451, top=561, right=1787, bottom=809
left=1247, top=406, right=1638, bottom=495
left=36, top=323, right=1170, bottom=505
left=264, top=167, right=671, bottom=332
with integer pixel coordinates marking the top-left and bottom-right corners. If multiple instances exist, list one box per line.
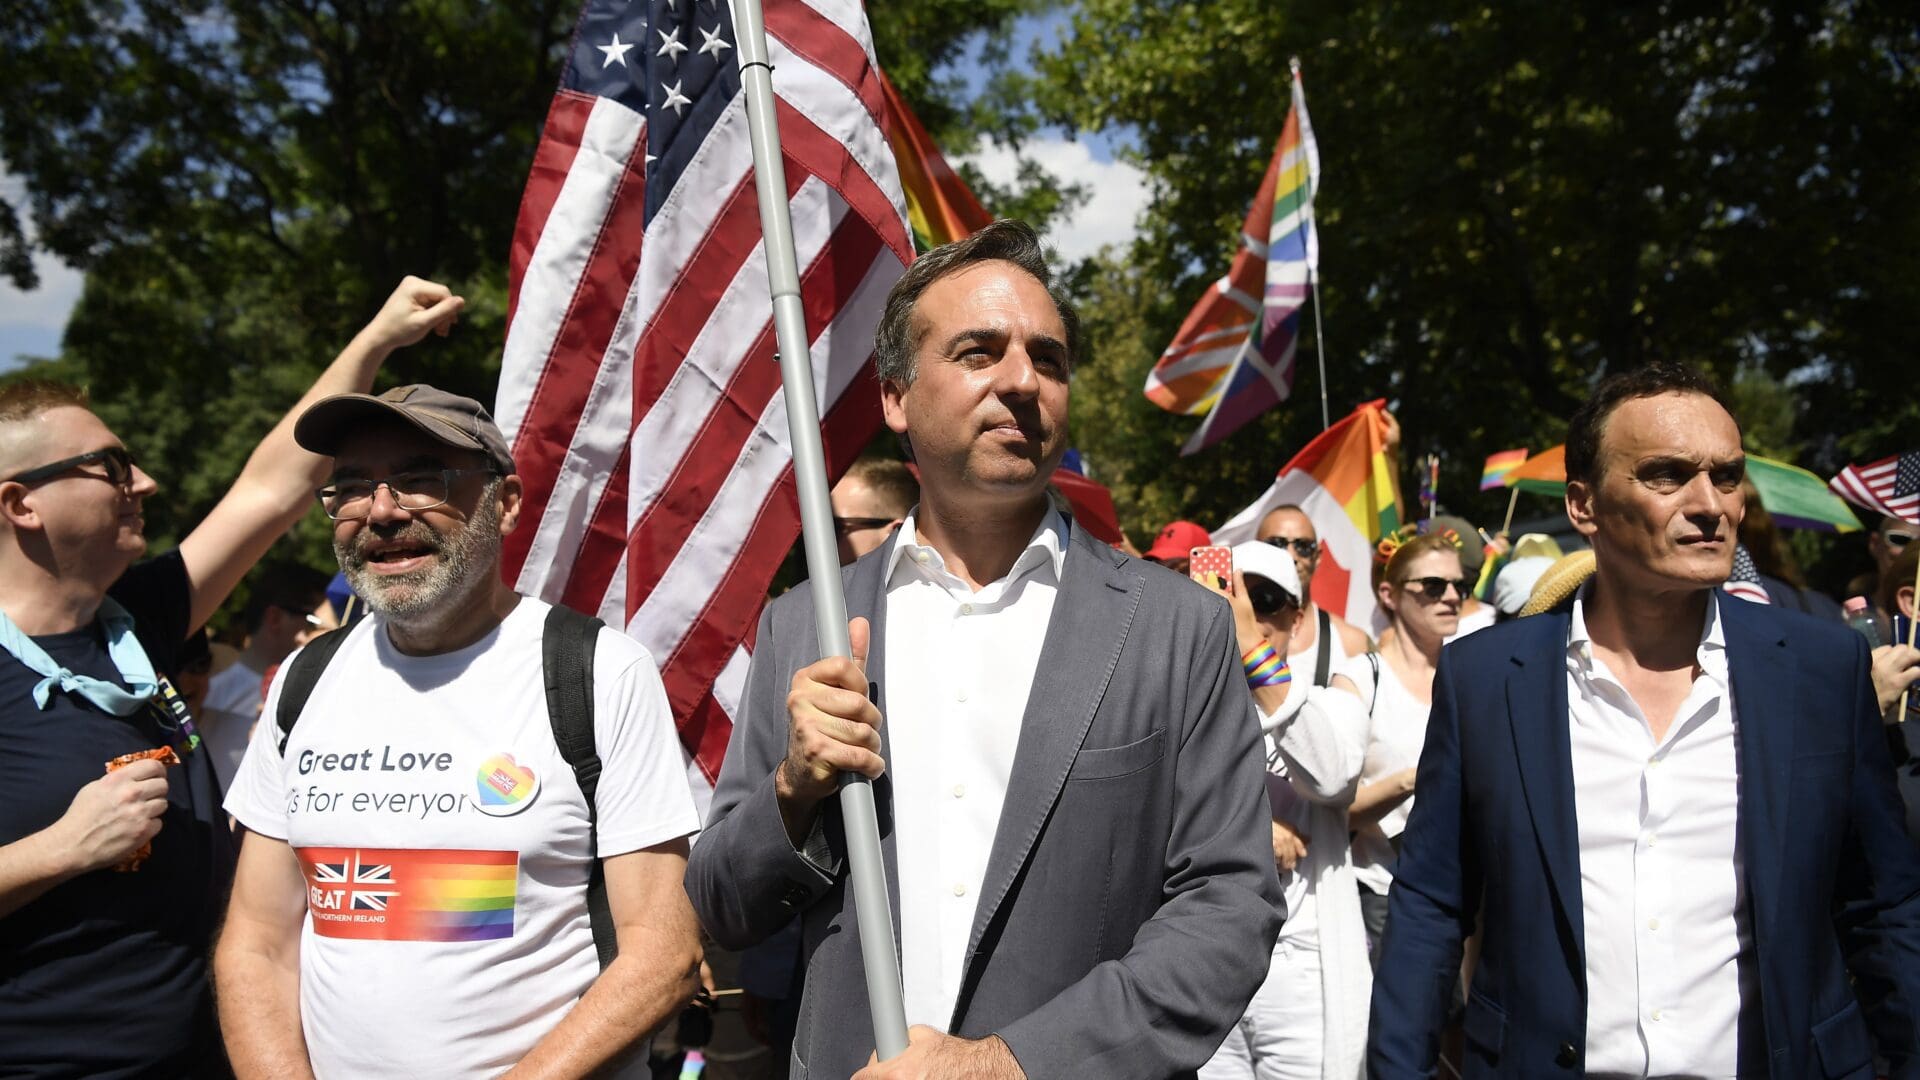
left=1144, top=520, right=1211, bottom=563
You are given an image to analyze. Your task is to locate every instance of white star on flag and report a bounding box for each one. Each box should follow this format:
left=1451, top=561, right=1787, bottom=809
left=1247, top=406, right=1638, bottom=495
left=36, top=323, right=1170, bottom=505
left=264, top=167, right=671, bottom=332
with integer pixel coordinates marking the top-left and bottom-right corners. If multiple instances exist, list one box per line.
left=660, top=78, right=692, bottom=115
left=656, top=25, right=688, bottom=61
left=697, top=24, right=731, bottom=59
left=597, top=33, right=635, bottom=68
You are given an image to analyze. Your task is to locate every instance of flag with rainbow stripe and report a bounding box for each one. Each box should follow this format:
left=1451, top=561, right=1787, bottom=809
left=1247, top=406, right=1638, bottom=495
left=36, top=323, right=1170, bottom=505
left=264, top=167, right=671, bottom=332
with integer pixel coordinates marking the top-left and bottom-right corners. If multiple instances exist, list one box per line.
left=1212, top=400, right=1403, bottom=629
left=878, top=69, right=992, bottom=252
left=1479, top=448, right=1529, bottom=491
left=1146, top=61, right=1321, bottom=456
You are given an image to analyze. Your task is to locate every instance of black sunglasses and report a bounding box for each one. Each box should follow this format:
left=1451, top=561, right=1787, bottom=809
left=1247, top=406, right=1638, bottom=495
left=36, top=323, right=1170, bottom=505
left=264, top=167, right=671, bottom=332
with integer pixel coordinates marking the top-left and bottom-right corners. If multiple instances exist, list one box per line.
left=1402, top=576, right=1471, bottom=601
left=1246, top=580, right=1299, bottom=617
left=1887, top=530, right=1914, bottom=551
left=1262, top=536, right=1318, bottom=559
left=5, top=445, right=138, bottom=488
left=833, top=516, right=896, bottom=535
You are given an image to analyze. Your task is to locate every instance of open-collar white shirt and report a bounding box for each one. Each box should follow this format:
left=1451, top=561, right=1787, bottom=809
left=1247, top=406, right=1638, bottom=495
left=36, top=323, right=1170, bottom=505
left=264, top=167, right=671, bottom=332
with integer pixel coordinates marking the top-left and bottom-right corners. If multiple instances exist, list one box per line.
left=882, top=503, right=1069, bottom=1031
left=1567, top=586, right=1764, bottom=1078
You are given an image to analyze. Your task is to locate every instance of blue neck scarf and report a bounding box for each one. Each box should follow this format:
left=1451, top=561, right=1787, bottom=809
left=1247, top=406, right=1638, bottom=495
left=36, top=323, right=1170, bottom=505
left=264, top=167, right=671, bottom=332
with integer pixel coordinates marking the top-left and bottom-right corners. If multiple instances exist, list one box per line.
left=0, top=598, right=158, bottom=715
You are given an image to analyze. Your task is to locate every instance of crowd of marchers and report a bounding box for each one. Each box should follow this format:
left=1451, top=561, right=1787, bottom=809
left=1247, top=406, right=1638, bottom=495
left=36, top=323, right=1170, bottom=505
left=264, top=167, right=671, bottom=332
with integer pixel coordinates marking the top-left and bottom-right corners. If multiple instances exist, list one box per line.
left=3, top=222, right=1919, bottom=1080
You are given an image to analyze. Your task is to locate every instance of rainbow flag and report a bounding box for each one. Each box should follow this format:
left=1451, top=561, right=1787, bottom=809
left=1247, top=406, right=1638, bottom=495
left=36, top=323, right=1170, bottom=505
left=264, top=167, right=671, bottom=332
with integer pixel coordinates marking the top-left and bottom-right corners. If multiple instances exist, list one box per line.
left=1213, top=400, right=1403, bottom=628
left=877, top=69, right=992, bottom=251
left=298, top=847, right=519, bottom=943
left=1147, top=61, right=1321, bottom=456
left=1479, top=448, right=1529, bottom=491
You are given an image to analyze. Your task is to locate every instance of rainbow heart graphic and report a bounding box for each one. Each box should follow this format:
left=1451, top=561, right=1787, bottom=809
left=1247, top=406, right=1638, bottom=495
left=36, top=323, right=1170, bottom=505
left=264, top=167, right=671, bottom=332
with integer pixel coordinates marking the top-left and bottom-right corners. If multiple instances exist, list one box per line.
left=473, top=753, right=540, bottom=817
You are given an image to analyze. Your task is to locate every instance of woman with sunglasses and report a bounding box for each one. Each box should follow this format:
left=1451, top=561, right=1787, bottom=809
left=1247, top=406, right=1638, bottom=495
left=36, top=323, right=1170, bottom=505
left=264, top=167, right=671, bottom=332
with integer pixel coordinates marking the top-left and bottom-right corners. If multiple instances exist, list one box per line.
left=1194, top=542, right=1373, bottom=1080
left=1345, top=529, right=1467, bottom=960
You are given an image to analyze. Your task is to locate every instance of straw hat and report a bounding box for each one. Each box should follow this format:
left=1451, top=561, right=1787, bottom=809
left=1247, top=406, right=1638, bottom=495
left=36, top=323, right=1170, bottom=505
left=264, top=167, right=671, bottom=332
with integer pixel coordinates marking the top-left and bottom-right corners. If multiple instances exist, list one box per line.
left=1519, top=550, right=1596, bottom=617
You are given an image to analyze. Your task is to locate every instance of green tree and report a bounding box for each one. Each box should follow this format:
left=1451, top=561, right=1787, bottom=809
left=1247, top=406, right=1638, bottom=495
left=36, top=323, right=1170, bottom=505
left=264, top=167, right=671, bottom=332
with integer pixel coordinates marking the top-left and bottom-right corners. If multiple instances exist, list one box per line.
left=1, top=0, right=1047, bottom=577
left=1034, top=0, right=1920, bottom=539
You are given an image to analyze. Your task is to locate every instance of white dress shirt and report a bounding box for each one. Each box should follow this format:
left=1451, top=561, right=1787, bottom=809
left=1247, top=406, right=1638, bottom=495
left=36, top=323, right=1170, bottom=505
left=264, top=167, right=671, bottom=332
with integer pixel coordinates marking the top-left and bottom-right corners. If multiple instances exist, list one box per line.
left=883, top=506, right=1068, bottom=1031
left=1567, top=587, right=1764, bottom=1078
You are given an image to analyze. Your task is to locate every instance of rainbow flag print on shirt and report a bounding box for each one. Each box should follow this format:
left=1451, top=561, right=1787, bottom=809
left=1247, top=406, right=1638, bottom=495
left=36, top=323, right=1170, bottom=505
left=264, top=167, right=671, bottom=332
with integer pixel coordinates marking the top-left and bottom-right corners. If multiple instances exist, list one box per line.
left=298, top=847, right=518, bottom=942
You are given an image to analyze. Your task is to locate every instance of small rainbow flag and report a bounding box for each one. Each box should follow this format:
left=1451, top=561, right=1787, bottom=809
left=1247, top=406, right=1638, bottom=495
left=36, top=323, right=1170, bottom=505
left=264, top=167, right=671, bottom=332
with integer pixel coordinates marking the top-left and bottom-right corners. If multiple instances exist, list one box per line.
left=1479, top=448, right=1529, bottom=491
left=877, top=69, right=992, bottom=252
left=299, top=847, right=518, bottom=943
left=1212, top=400, right=1402, bottom=628
left=1146, top=61, right=1321, bottom=455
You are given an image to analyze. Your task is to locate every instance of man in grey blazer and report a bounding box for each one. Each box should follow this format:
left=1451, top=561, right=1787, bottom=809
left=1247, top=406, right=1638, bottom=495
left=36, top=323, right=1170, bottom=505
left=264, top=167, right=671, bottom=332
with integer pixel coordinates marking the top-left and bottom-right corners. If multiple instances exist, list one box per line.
left=685, top=221, right=1282, bottom=1080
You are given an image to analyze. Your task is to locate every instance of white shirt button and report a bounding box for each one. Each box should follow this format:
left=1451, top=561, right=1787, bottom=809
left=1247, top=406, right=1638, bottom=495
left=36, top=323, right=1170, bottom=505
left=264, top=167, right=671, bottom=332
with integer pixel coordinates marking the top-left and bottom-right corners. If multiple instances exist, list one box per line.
left=960, top=603, right=973, bottom=615
left=952, top=784, right=966, bottom=799
left=1647, top=756, right=1662, bottom=769
left=952, top=883, right=967, bottom=897
left=1642, top=832, right=1658, bottom=847
left=1647, top=917, right=1660, bottom=931
left=956, top=688, right=968, bottom=703
left=913, top=550, right=930, bottom=564
left=1651, top=1008, right=1664, bottom=1022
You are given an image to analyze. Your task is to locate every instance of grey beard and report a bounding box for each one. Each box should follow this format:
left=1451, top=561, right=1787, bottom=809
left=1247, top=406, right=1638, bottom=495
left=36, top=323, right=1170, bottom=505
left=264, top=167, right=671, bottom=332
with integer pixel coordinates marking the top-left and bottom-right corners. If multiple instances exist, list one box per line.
left=337, top=491, right=502, bottom=621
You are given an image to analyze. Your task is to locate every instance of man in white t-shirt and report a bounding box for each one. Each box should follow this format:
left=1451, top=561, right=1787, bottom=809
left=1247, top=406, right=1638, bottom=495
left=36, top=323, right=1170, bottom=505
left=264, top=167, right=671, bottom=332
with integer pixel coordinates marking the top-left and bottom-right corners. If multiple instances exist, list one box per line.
left=215, top=385, right=703, bottom=1079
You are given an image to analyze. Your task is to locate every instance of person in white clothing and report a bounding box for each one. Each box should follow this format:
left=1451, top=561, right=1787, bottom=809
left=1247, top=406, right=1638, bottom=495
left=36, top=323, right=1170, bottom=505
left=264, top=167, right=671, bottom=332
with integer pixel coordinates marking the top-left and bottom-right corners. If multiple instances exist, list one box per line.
left=1347, top=527, right=1466, bottom=960
left=215, top=384, right=703, bottom=1079
left=1195, top=541, right=1372, bottom=1080
left=1255, top=505, right=1373, bottom=683
left=199, top=564, right=328, bottom=790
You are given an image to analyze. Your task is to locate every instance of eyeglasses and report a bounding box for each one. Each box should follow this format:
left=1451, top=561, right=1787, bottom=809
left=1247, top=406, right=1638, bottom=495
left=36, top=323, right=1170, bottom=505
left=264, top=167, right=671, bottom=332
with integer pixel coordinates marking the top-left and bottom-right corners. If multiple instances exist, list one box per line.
left=316, top=468, right=493, bottom=521
left=834, top=516, right=896, bottom=536
left=1246, top=580, right=1299, bottom=618
left=5, top=445, right=138, bottom=489
left=1262, top=536, right=1319, bottom=559
left=1401, top=576, right=1471, bottom=601
left=1887, top=530, right=1914, bottom=551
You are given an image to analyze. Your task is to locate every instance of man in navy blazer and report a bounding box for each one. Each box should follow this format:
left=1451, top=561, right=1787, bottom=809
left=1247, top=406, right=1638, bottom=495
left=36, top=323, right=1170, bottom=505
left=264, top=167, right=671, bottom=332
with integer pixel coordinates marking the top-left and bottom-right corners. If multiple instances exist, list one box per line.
left=1370, top=363, right=1920, bottom=1078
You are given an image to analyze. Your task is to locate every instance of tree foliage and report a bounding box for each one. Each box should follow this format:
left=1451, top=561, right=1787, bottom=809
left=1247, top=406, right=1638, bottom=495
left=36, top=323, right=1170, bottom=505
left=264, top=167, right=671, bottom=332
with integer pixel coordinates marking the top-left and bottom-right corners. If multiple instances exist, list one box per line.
left=1030, top=0, right=1920, bottom=547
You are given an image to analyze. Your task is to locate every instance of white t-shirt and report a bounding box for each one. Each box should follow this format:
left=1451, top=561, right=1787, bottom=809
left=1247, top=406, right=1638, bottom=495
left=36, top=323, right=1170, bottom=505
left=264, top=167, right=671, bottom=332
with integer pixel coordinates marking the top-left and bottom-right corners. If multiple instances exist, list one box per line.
left=201, top=658, right=267, bottom=791
left=1344, top=654, right=1432, bottom=893
left=225, top=598, right=701, bottom=1079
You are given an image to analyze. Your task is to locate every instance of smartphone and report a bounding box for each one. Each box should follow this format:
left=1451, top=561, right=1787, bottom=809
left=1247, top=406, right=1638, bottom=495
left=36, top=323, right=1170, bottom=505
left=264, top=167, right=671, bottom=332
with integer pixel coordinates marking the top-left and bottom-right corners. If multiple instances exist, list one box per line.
left=1189, top=544, right=1234, bottom=594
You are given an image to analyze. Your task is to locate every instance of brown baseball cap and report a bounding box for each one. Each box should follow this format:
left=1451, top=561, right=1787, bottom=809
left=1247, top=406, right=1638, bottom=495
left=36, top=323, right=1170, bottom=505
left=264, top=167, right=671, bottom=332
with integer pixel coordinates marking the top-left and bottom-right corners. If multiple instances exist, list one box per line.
left=294, top=384, right=516, bottom=475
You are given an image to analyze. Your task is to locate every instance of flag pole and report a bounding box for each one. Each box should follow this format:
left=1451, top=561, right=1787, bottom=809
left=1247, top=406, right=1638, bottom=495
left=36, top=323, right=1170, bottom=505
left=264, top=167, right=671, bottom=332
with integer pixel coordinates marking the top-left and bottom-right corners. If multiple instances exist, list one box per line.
left=1900, top=556, right=1919, bottom=722
left=732, top=0, right=909, bottom=1060
left=1500, top=487, right=1521, bottom=535
left=1293, top=56, right=1331, bottom=433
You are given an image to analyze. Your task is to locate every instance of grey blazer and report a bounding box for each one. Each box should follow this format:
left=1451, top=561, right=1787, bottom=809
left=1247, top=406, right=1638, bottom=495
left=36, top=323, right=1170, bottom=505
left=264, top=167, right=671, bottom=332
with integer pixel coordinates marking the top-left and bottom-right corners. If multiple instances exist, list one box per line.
left=685, top=520, right=1283, bottom=1079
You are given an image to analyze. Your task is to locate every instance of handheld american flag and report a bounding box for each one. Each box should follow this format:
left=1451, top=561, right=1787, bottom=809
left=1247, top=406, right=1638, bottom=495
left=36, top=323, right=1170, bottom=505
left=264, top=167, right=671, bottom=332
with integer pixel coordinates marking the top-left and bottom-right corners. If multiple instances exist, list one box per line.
left=1146, top=62, right=1321, bottom=455
left=1829, top=451, right=1920, bottom=528
left=493, top=0, right=912, bottom=784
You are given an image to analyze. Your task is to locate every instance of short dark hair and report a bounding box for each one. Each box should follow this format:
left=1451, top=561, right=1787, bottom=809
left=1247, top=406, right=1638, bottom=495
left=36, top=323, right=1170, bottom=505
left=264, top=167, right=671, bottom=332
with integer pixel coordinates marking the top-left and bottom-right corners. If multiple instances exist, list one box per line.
left=242, top=563, right=330, bottom=632
left=1564, top=362, right=1732, bottom=485
left=842, top=455, right=918, bottom=517
left=873, top=219, right=1081, bottom=385
left=0, top=380, right=89, bottom=424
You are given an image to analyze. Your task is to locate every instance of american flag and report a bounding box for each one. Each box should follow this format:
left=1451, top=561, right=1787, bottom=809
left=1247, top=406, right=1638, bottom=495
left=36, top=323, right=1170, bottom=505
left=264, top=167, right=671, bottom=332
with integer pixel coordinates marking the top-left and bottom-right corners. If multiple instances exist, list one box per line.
left=1829, top=451, right=1920, bottom=528
left=494, top=0, right=912, bottom=785
left=1722, top=544, right=1772, bottom=606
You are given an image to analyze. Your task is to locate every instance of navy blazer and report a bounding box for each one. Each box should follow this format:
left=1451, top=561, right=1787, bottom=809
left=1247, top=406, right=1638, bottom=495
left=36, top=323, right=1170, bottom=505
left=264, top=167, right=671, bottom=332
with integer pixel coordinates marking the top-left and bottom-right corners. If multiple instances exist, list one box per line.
left=1369, top=596, right=1920, bottom=1079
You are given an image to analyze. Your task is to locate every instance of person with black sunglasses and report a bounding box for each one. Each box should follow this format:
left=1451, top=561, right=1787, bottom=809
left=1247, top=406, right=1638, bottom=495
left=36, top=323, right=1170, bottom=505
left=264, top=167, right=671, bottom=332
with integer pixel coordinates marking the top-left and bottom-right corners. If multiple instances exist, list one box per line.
left=1254, top=506, right=1374, bottom=691
left=0, top=275, right=463, bottom=1079
left=1192, top=542, right=1374, bottom=1080
left=1346, top=528, right=1467, bottom=963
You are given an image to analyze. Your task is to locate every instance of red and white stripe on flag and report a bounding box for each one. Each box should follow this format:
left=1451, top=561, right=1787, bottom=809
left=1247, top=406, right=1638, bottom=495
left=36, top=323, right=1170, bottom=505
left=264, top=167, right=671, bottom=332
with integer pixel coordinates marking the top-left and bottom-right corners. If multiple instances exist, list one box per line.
left=494, top=0, right=913, bottom=785
left=1829, top=451, right=1920, bottom=528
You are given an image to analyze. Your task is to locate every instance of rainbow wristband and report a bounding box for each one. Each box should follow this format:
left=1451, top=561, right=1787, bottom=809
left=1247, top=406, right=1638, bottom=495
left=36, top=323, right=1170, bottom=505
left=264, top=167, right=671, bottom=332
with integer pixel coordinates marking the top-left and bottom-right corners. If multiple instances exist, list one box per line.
left=1242, top=642, right=1292, bottom=689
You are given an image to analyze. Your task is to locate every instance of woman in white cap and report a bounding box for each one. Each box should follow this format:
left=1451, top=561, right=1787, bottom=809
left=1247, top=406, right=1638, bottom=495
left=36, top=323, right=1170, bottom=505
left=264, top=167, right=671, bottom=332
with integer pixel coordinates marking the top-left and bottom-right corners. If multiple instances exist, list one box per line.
left=1192, top=541, right=1372, bottom=1080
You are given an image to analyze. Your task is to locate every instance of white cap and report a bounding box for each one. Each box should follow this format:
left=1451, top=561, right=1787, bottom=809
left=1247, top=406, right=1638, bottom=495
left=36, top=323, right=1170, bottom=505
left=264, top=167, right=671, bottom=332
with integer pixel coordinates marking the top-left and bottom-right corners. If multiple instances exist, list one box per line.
left=1492, top=556, right=1557, bottom=616
left=1232, top=540, right=1303, bottom=604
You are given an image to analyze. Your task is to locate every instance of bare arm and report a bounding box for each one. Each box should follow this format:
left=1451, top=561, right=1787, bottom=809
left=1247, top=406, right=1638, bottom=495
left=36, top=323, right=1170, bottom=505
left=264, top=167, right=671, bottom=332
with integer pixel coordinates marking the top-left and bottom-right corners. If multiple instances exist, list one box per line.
left=215, top=829, right=316, bottom=1080
left=1349, top=767, right=1418, bottom=828
left=504, top=838, right=703, bottom=1079
left=0, top=761, right=168, bottom=917
left=179, top=278, right=464, bottom=634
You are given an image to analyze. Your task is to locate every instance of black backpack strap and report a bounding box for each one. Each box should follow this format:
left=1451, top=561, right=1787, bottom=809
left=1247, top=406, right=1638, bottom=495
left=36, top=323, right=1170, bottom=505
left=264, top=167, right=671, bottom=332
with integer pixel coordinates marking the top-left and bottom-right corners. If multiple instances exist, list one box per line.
left=1313, top=607, right=1334, bottom=688
left=542, top=603, right=616, bottom=970
left=275, top=628, right=352, bottom=756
